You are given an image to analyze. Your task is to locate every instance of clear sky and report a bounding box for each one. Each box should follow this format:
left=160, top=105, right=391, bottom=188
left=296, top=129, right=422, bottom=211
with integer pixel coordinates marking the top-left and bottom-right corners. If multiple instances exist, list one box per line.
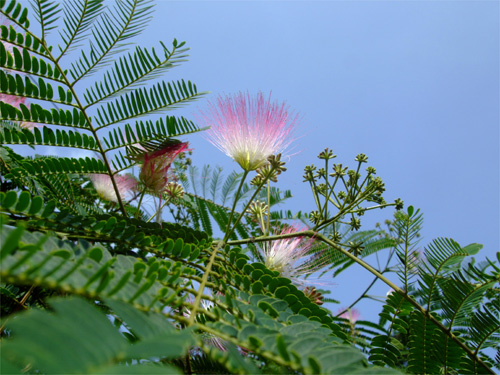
left=141, top=0, right=499, bottom=315
left=13, top=0, right=500, bottom=318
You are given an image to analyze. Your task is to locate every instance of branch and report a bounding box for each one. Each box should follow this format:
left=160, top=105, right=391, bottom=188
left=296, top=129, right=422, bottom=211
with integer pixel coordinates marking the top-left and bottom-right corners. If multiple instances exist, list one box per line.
left=228, top=230, right=496, bottom=374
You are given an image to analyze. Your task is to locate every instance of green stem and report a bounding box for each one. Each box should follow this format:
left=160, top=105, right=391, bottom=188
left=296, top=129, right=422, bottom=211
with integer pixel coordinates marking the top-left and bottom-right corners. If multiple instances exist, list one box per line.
left=227, top=230, right=494, bottom=374
left=188, top=173, right=274, bottom=324
left=346, top=161, right=362, bottom=200
left=222, top=171, right=249, bottom=242
left=350, top=202, right=396, bottom=215
left=314, top=185, right=378, bottom=231
left=188, top=170, right=251, bottom=324
left=42, top=48, right=128, bottom=217
left=265, top=180, right=271, bottom=236
left=324, top=174, right=341, bottom=209
left=336, top=245, right=395, bottom=318
left=147, top=196, right=171, bottom=223
left=336, top=276, right=378, bottom=318
left=134, top=189, right=147, bottom=219
left=320, top=159, right=330, bottom=218
left=259, top=214, right=267, bottom=237
left=309, top=177, right=322, bottom=213
left=188, top=241, right=224, bottom=325
left=224, top=180, right=267, bottom=242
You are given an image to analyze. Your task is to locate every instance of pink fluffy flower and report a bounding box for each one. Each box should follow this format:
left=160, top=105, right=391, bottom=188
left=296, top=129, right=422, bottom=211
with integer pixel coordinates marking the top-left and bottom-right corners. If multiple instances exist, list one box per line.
left=199, top=92, right=298, bottom=171
left=0, top=93, right=26, bottom=108
left=338, top=308, right=361, bottom=324
left=183, top=299, right=228, bottom=352
left=138, top=140, right=188, bottom=196
left=19, top=121, right=38, bottom=130
left=0, top=93, right=38, bottom=130
left=263, top=225, right=323, bottom=285
left=89, top=174, right=137, bottom=203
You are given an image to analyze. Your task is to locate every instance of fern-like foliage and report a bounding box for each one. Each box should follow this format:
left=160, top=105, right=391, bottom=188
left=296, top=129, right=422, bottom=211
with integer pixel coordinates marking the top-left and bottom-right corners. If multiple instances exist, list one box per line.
left=1, top=2, right=498, bottom=374
left=0, top=191, right=403, bottom=374
left=1, top=0, right=206, bottom=216
left=180, top=164, right=295, bottom=242
left=1, top=296, right=195, bottom=374
left=369, top=207, right=499, bottom=374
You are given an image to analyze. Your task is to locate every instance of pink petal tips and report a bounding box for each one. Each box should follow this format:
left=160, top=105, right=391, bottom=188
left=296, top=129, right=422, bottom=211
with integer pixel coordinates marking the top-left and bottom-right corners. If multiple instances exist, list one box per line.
left=138, top=140, right=189, bottom=196
left=262, top=225, right=324, bottom=285
left=338, top=308, right=361, bottom=324
left=199, top=92, right=298, bottom=171
left=89, top=174, right=138, bottom=203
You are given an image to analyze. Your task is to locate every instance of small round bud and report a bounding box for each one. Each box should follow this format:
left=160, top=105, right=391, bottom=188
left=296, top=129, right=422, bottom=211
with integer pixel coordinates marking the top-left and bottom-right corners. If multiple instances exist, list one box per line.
left=318, top=148, right=336, bottom=160
left=329, top=231, right=342, bottom=242
left=166, top=182, right=184, bottom=198
left=303, top=286, right=324, bottom=305
left=350, top=217, right=361, bottom=230
left=331, top=163, right=347, bottom=177
left=348, top=241, right=364, bottom=256
left=366, top=166, right=376, bottom=175
left=246, top=200, right=268, bottom=222
left=355, top=153, right=368, bottom=163
left=394, top=198, right=404, bottom=210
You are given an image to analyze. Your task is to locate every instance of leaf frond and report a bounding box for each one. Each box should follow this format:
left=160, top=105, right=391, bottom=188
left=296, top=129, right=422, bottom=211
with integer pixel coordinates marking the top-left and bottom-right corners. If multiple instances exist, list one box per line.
left=93, top=80, right=205, bottom=129
left=56, top=0, right=105, bottom=60
left=68, top=0, right=155, bottom=83
left=83, top=41, right=189, bottom=107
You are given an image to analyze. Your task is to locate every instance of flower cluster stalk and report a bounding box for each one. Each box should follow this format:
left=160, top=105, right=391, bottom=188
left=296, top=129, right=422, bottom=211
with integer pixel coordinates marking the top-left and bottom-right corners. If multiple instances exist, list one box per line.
left=191, top=162, right=281, bottom=325
left=222, top=171, right=249, bottom=242
left=227, top=230, right=494, bottom=373
left=265, top=181, right=271, bottom=236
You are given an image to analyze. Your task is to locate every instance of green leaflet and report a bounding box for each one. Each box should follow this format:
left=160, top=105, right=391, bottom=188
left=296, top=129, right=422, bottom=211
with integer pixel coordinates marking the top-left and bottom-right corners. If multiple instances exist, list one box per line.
left=7, top=156, right=108, bottom=180
left=0, top=0, right=30, bottom=28
left=68, top=0, right=154, bottom=83
left=369, top=291, right=413, bottom=367
left=204, top=292, right=401, bottom=375
left=0, top=224, right=182, bottom=310
left=56, top=0, right=105, bottom=59
left=0, top=126, right=97, bottom=149
left=93, top=79, right=203, bottom=129
left=0, top=296, right=189, bottom=374
left=83, top=42, right=190, bottom=106
left=0, top=43, right=64, bottom=82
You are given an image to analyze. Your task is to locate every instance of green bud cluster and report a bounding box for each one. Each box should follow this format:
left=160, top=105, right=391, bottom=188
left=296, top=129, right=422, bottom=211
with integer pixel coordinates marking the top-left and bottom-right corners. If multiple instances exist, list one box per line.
left=251, top=154, right=287, bottom=185
left=347, top=241, right=364, bottom=257
left=246, top=200, right=268, bottom=223
left=302, top=148, right=404, bottom=234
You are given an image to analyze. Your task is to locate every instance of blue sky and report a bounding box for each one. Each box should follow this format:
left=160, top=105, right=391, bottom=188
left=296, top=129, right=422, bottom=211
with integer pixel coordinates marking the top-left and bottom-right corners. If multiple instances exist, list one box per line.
left=141, top=0, right=499, bottom=315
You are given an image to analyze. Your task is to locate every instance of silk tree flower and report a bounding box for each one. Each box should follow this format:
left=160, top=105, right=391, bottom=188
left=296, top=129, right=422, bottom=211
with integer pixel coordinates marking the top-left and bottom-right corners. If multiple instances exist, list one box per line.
left=0, top=93, right=38, bottom=130
left=303, top=286, right=324, bottom=305
left=338, top=308, right=361, bottom=324
left=89, top=174, right=137, bottom=203
left=0, top=93, right=26, bottom=108
left=262, top=225, right=324, bottom=285
left=183, top=300, right=227, bottom=352
left=20, top=121, right=38, bottom=130
left=199, top=92, right=298, bottom=171
left=138, top=140, right=188, bottom=196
